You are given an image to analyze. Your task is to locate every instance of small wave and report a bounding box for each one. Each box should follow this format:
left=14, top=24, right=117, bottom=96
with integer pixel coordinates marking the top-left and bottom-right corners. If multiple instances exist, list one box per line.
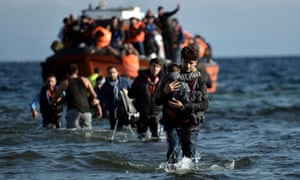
left=158, top=157, right=238, bottom=176
left=0, top=127, right=25, bottom=135
left=193, top=160, right=236, bottom=172
left=258, top=105, right=300, bottom=117
left=0, top=85, right=20, bottom=91
left=207, top=160, right=235, bottom=171
left=233, top=157, right=253, bottom=169
left=87, top=151, right=155, bottom=173
left=1, top=150, right=45, bottom=161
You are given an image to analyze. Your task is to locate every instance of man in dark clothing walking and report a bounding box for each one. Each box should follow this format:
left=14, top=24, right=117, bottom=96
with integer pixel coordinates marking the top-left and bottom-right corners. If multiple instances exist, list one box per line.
left=128, top=58, right=164, bottom=140
left=97, top=66, right=132, bottom=130
left=155, top=46, right=209, bottom=165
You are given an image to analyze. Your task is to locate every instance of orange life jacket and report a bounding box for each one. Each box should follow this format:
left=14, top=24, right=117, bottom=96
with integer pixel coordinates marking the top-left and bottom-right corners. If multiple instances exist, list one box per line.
left=195, top=38, right=208, bottom=58
left=205, top=64, right=219, bottom=93
left=93, top=26, right=112, bottom=48
left=122, top=54, right=139, bottom=78
left=181, top=30, right=193, bottom=48
left=128, top=21, right=145, bottom=43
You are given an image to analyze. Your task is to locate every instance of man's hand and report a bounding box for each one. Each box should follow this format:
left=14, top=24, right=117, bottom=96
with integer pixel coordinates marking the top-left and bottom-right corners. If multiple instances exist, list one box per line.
left=96, top=105, right=103, bottom=119
left=32, top=110, right=38, bottom=119
left=91, top=98, right=100, bottom=106
left=168, top=97, right=184, bottom=110
left=176, top=4, right=180, bottom=11
left=122, top=88, right=128, bottom=95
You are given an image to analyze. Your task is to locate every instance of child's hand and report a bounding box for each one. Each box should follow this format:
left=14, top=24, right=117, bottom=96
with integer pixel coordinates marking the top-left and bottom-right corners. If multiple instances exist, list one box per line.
left=168, top=97, right=183, bottom=110
left=163, top=81, right=181, bottom=94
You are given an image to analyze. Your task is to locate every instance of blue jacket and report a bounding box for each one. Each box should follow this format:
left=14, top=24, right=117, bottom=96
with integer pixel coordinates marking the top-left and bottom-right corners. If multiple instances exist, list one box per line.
left=97, top=76, right=132, bottom=113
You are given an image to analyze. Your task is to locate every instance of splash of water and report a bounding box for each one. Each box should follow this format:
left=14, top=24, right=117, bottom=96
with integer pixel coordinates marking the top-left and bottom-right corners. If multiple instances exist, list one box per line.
left=159, top=157, right=194, bottom=174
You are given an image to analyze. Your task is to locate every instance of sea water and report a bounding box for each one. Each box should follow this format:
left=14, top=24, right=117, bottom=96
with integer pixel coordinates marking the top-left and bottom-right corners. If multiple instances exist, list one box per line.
left=0, top=57, right=299, bottom=179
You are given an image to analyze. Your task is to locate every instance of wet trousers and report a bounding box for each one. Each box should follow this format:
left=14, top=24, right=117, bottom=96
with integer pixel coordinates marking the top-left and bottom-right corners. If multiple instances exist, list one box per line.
left=165, top=126, right=199, bottom=163
left=109, top=110, right=124, bottom=130
left=137, top=114, right=160, bottom=137
left=42, top=115, right=62, bottom=129
left=66, top=108, right=92, bottom=129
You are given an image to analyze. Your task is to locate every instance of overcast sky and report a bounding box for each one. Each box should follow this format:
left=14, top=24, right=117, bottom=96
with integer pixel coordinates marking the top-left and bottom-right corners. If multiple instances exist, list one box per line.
left=0, top=0, right=299, bottom=61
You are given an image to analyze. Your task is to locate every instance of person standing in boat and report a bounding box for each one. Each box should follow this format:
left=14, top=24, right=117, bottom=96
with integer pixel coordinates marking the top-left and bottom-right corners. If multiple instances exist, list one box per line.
left=30, top=74, right=64, bottom=129
left=51, top=64, right=102, bottom=129
left=128, top=58, right=164, bottom=140
left=67, top=13, right=81, bottom=48
left=155, top=46, right=209, bottom=164
left=144, top=15, right=160, bottom=58
left=156, top=4, right=180, bottom=61
left=170, top=18, right=185, bottom=64
left=58, top=17, right=69, bottom=45
left=97, top=65, right=132, bottom=130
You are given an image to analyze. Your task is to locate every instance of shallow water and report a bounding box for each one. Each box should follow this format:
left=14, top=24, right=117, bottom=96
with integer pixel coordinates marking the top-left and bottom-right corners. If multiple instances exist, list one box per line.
left=0, top=57, right=300, bottom=179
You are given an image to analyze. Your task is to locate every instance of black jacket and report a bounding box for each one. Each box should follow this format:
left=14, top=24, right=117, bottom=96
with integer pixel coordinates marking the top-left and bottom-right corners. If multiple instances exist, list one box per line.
left=39, top=86, right=63, bottom=125
left=128, top=69, right=163, bottom=117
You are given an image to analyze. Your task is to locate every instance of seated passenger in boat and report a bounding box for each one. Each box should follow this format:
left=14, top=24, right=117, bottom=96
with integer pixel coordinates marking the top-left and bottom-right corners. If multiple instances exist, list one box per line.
left=78, top=15, right=96, bottom=47
left=202, top=43, right=217, bottom=66
left=107, top=42, right=140, bottom=80
left=93, top=24, right=112, bottom=49
left=110, top=16, right=125, bottom=50
left=126, top=17, right=146, bottom=56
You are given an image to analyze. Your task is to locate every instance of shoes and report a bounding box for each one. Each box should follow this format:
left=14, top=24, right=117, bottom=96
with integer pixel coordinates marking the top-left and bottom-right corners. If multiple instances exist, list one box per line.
left=151, top=135, right=160, bottom=141
left=138, top=134, right=160, bottom=141
left=167, top=163, right=177, bottom=171
left=138, top=134, right=147, bottom=141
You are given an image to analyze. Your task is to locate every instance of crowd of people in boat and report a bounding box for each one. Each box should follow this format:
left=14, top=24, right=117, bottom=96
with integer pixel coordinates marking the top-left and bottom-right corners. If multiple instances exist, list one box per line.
left=52, top=4, right=215, bottom=65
